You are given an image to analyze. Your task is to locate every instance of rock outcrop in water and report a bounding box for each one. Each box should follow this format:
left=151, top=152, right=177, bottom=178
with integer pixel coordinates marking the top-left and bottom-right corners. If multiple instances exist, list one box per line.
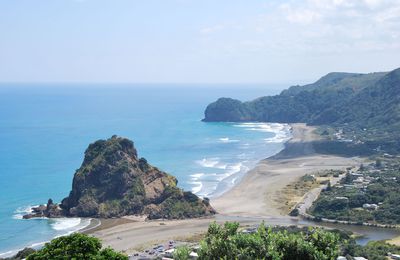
left=23, top=199, right=64, bottom=219
left=24, top=136, right=215, bottom=219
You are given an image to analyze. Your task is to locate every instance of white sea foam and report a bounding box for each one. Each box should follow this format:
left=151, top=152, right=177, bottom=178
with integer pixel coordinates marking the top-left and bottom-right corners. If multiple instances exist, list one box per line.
left=13, top=205, right=39, bottom=219
left=189, top=181, right=203, bottom=194
left=190, top=123, right=291, bottom=199
left=189, top=173, right=205, bottom=194
left=218, top=137, right=239, bottom=143
left=234, top=122, right=291, bottom=143
left=50, top=218, right=82, bottom=231
left=190, top=173, right=205, bottom=179
left=1, top=216, right=91, bottom=258
left=264, top=131, right=291, bottom=143
left=196, top=158, right=219, bottom=168
left=215, top=162, right=243, bottom=181
left=0, top=251, right=14, bottom=258
left=196, top=158, right=227, bottom=169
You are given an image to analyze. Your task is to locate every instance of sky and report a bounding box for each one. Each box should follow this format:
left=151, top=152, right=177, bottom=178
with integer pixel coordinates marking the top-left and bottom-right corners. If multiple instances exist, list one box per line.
left=0, top=0, right=399, bottom=84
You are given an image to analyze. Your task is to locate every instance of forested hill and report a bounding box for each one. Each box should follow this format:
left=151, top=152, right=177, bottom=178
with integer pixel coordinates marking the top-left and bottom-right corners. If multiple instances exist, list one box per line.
left=203, top=67, right=400, bottom=153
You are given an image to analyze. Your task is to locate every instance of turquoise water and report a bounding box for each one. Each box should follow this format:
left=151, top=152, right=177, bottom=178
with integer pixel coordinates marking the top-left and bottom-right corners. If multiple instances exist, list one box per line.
left=0, top=84, right=288, bottom=256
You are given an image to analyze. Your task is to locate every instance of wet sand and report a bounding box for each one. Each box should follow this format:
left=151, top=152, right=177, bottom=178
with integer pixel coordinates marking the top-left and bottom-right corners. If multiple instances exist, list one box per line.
left=211, top=123, right=360, bottom=217
left=89, top=123, right=361, bottom=252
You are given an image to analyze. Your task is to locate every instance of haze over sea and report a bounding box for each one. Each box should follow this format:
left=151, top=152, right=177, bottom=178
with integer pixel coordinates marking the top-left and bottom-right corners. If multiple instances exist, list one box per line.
left=0, top=84, right=290, bottom=256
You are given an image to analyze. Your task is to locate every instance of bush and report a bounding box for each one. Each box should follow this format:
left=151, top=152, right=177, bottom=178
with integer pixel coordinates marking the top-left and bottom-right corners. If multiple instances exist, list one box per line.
left=197, top=222, right=340, bottom=260
left=173, top=246, right=191, bottom=260
left=26, top=233, right=127, bottom=260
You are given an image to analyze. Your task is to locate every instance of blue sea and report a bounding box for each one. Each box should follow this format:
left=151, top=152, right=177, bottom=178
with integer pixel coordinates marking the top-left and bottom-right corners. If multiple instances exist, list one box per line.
left=0, top=84, right=290, bottom=256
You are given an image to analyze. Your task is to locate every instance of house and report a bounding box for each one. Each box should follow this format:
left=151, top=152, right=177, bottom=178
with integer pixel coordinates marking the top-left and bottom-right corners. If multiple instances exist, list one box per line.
left=335, top=197, right=349, bottom=200
left=363, top=203, right=379, bottom=210
left=189, top=251, right=199, bottom=259
left=388, top=252, right=400, bottom=259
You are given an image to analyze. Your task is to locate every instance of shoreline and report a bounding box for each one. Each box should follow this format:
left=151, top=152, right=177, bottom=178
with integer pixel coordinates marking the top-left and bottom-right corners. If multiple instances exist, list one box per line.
left=0, top=217, right=96, bottom=258
left=211, top=123, right=361, bottom=217
left=6, top=123, right=396, bottom=256
left=0, top=122, right=292, bottom=257
left=86, top=123, right=381, bottom=254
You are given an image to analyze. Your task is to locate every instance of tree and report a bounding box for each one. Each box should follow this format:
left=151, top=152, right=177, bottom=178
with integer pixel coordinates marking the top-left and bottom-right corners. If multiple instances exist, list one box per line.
left=375, top=159, right=382, bottom=168
left=27, top=233, right=127, bottom=260
left=197, top=222, right=340, bottom=260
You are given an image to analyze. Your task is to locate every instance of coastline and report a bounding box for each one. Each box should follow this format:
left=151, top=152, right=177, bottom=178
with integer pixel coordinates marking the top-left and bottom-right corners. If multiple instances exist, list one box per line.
left=0, top=217, right=95, bottom=258
left=86, top=123, right=367, bottom=254
left=211, top=123, right=361, bottom=217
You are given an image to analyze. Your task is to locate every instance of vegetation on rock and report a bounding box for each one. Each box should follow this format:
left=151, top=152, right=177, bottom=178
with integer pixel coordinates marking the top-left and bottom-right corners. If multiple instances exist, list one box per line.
left=204, top=68, right=400, bottom=154
left=24, top=136, right=215, bottom=219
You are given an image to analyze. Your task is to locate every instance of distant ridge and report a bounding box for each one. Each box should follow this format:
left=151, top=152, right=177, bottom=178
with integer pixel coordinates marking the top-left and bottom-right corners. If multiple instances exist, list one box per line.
left=203, top=67, right=400, bottom=153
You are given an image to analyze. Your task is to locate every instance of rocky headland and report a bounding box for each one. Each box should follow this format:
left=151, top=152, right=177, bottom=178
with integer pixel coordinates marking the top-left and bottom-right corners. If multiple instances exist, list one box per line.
left=23, top=136, right=215, bottom=220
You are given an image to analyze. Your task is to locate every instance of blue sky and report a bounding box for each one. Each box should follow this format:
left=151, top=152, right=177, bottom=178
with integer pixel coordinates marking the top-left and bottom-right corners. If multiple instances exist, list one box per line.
left=0, top=0, right=399, bottom=84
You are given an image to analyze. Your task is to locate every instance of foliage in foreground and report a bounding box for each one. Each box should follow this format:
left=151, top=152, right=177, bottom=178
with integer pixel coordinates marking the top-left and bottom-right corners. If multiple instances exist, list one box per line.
left=26, top=233, right=127, bottom=260
left=197, top=222, right=341, bottom=260
left=173, top=245, right=191, bottom=260
left=350, top=241, right=400, bottom=260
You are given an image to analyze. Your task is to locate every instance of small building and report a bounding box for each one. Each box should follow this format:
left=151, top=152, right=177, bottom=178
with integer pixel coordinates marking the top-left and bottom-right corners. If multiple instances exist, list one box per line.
left=363, top=203, right=379, bottom=210
left=163, top=248, right=175, bottom=258
left=388, top=252, right=400, bottom=259
left=354, top=257, right=368, bottom=260
left=189, top=251, right=199, bottom=259
left=335, top=197, right=349, bottom=200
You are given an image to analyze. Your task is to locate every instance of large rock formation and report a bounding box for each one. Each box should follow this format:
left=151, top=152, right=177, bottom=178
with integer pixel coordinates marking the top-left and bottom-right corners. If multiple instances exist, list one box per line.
left=24, top=136, right=215, bottom=219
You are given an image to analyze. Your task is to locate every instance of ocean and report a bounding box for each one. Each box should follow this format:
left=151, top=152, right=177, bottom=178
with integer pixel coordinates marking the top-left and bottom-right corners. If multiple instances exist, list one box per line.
left=0, top=84, right=290, bottom=256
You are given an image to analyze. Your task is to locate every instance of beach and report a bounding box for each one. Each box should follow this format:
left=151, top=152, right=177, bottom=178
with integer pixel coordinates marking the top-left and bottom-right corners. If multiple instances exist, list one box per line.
left=212, top=123, right=361, bottom=217
left=88, top=123, right=361, bottom=253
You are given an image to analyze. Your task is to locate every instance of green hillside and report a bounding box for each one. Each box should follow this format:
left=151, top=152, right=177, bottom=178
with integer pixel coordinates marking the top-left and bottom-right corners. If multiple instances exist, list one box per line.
left=203, top=67, right=400, bottom=154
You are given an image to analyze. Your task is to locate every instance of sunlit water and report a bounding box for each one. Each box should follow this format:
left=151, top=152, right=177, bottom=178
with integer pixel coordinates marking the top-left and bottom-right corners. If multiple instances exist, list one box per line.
left=0, top=84, right=289, bottom=256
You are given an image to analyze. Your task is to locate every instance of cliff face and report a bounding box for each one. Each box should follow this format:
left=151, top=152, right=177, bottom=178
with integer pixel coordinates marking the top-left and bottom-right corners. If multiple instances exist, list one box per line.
left=24, top=136, right=215, bottom=219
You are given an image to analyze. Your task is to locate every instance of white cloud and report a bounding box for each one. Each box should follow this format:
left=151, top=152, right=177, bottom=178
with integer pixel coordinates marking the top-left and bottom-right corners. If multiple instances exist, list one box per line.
left=280, top=3, right=322, bottom=24
left=200, top=24, right=226, bottom=34
left=235, top=1, right=397, bottom=50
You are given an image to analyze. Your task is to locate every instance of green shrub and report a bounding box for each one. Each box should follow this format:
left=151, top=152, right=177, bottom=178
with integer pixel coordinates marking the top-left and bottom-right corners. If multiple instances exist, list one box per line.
left=173, top=246, right=191, bottom=260
left=197, top=222, right=340, bottom=260
left=26, top=233, right=127, bottom=260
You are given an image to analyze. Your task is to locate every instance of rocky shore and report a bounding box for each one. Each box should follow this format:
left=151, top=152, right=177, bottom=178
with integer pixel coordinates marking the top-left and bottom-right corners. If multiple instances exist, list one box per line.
left=24, top=136, right=215, bottom=220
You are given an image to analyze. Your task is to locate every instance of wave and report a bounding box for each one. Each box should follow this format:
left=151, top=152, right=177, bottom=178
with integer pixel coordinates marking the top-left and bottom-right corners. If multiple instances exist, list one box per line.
left=196, top=158, right=219, bottom=168
left=219, top=162, right=243, bottom=180
left=209, top=162, right=250, bottom=198
left=13, top=205, right=38, bottom=220
left=234, top=122, right=291, bottom=143
left=196, top=158, right=227, bottom=169
left=189, top=181, right=203, bottom=194
left=49, top=218, right=82, bottom=231
left=1, top=218, right=92, bottom=258
left=4, top=207, right=92, bottom=258
left=0, top=251, right=14, bottom=258
left=187, top=122, right=292, bottom=198
left=218, top=137, right=239, bottom=143
left=190, top=162, right=248, bottom=198
left=264, top=130, right=291, bottom=143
